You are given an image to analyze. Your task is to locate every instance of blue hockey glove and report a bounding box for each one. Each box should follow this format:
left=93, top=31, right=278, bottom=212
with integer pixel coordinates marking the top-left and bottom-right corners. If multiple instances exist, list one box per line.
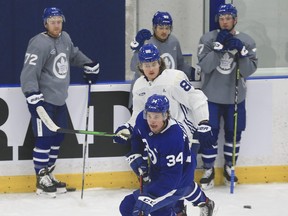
left=214, top=29, right=233, bottom=51
left=83, top=62, right=100, bottom=84
left=216, top=29, right=233, bottom=45
left=197, top=122, right=215, bottom=148
left=225, top=38, right=248, bottom=57
left=130, top=29, right=152, bottom=51
left=133, top=193, right=156, bottom=216
left=113, top=123, right=133, bottom=144
left=126, top=153, right=150, bottom=181
left=25, top=92, right=44, bottom=117
left=225, top=38, right=243, bottom=51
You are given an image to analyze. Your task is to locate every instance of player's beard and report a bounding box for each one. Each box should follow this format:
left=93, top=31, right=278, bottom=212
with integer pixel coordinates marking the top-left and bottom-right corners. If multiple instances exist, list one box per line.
left=47, top=27, right=62, bottom=38
left=154, top=33, right=169, bottom=42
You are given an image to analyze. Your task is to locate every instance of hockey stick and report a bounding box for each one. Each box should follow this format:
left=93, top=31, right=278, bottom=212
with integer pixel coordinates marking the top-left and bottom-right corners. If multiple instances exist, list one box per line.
left=230, top=55, right=240, bottom=194
left=139, top=173, right=144, bottom=216
left=36, top=105, right=130, bottom=138
left=81, top=81, right=91, bottom=199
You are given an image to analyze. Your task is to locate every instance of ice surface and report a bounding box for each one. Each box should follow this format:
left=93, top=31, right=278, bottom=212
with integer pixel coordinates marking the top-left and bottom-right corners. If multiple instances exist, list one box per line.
left=0, top=183, right=287, bottom=216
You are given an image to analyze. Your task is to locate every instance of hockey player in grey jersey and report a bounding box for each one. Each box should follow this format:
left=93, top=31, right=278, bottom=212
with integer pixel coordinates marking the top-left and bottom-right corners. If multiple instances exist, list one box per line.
left=20, top=7, right=99, bottom=197
left=197, top=4, right=258, bottom=190
left=128, top=11, right=196, bottom=109
left=130, top=11, right=193, bottom=79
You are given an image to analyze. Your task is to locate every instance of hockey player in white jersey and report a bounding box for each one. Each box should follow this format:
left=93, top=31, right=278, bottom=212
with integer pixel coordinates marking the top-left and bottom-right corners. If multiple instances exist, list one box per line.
left=119, top=94, right=215, bottom=216
left=114, top=44, right=214, bottom=215
left=20, top=7, right=99, bottom=197
left=197, top=3, right=258, bottom=190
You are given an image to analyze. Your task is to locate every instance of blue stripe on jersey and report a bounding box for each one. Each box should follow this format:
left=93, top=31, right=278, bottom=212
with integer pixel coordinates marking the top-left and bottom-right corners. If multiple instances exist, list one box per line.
left=180, top=104, right=197, bottom=134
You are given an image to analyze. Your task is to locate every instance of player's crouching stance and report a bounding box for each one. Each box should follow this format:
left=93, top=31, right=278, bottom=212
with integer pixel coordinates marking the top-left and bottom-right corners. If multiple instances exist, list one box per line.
left=119, top=95, right=215, bottom=216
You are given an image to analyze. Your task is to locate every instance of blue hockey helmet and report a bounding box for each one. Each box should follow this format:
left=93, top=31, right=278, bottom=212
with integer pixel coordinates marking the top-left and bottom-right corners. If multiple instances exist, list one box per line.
left=43, top=7, right=65, bottom=23
left=145, top=94, right=170, bottom=113
left=152, top=11, right=173, bottom=27
left=138, top=44, right=160, bottom=63
left=216, top=4, right=237, bottom=21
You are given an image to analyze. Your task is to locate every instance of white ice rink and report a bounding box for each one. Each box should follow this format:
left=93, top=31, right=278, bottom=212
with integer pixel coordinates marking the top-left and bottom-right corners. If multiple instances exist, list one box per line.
left=0, top=183, right=287, bottom=216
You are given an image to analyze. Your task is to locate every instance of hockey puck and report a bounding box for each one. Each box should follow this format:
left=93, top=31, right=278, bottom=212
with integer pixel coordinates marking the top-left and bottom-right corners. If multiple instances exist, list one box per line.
left=243, top=205, right=252, bottom=209
left=66, top=187, right=76, bottom=192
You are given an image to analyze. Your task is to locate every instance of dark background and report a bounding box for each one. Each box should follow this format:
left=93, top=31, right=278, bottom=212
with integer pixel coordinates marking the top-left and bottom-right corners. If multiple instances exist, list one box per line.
left=0, top=90, right=131, bottom=160
left=0, top=0, right=125, bottom=85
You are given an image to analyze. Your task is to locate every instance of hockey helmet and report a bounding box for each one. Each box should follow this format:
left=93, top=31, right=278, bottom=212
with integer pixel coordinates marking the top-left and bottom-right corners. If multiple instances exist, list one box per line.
left=145, top=94, right=170, bottom=113
left=152, top=11, right=173, bottom=27
left=43, top=7, right=65, bottom=23
left=138, top=44, right=160, bottom=63
left=216, top=4, right=237, bottom=21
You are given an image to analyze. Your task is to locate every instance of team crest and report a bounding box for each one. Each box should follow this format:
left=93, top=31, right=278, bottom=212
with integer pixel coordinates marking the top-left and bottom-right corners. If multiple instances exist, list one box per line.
left=161, top=53, right=175, bottom=69
left=216, top=53, right=236, bottom=75
left=53, top=53, right=68, bottom=79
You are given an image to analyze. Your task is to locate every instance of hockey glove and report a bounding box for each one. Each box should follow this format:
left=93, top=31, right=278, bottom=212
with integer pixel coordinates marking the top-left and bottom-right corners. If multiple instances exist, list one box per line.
left=225, top=38, right=248, bottom=57
left=197, top=122, right=215, bottom=148
left=83, top=62, right=100, bottom=84
left=126, top=153, right=150, bottom=183
left=216, top=29, right=233, bottom=45
left=189, top=65, right=201, bottom=81
left=214, top=29, right=233, bottom=51
left=130, top=29, right=152, bottom=51
left=25, top=91, right=44, bottom=117
left=113, top=123, right=133, bottom=144
left=133, top=193, right=156, bottom=216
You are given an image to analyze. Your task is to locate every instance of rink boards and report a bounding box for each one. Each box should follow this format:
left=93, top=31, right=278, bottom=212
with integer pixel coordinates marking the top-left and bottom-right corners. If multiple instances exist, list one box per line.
left=0, top=80, right=288, bottom=193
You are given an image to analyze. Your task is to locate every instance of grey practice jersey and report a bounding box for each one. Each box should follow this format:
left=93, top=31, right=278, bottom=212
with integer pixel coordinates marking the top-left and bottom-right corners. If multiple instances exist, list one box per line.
left=130, top=34, right=192, bottom=79
left=20, top=31, right=92, bottom=106
left=197, top=30, right=258, bottom=104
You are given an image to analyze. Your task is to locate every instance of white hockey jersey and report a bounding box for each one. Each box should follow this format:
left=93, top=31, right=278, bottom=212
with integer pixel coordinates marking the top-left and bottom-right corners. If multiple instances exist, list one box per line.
left=128, top=69, right=209, bottom=142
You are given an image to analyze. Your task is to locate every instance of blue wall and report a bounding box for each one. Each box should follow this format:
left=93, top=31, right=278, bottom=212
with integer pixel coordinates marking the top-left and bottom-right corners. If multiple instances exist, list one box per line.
left=209, top=0, right=225, bottom=31
left=0, top=0, right=125, bottom=85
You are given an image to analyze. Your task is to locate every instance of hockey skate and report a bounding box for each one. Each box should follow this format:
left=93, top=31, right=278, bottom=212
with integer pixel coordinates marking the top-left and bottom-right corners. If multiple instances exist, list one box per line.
left=200, top=167, right=215, bottom=190
left=223, top=165, right=238, bottom=186
left=36, top=168, right=56, bottom=198
left=48, top=165, right=67, bottom=193
left=199, top=198, right=215, bottom=216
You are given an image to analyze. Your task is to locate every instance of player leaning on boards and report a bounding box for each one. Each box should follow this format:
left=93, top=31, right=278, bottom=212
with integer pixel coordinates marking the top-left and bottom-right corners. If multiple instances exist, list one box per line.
left=130, top=11, right=195, bottom=79
left=20, top=7, right=99, bottom=198
left=197, top=3, right=258, bottom=190
left=119, top=94, right=215, bottom=216
left=128, top=11, right=198, bottom=109
left=114, top=44, right=214, bottom=215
